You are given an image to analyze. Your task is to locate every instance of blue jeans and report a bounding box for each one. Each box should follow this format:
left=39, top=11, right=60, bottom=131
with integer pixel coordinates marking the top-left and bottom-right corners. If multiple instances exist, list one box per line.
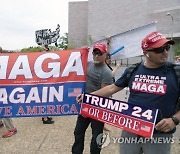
left=72, top=115, right=104, bottom=154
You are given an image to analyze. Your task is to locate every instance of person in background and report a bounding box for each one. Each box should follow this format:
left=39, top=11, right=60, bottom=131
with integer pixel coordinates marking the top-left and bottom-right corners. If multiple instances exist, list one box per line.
left=0, top=46, right=17, bottom=138
left=72, top=42, right=113, bottom=154
left=41, top=45, right=54, bottom=124
left=0, top=119, right=17, bottom=138
left=175, top=56, right=180, bottom=64
left=105, top=52, right=121, bottom=76
left=105, top=37, right=121, bottom=76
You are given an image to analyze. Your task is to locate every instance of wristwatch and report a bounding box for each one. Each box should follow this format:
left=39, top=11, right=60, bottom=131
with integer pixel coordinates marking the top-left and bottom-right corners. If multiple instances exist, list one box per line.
left=171, top=116, right=180, bottom=125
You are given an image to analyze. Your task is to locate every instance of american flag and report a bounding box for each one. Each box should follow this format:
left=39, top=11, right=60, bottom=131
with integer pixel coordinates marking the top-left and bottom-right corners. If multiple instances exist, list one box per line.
left=68, top=88, right=82, bottom=97
left=82, top=107, right=88, bottom=112
left=141, top=125, right=150, bottom=132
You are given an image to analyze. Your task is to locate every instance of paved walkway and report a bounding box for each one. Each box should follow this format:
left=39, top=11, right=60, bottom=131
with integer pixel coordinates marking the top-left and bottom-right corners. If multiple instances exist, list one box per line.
left=0, top=118, right=179, bottom=154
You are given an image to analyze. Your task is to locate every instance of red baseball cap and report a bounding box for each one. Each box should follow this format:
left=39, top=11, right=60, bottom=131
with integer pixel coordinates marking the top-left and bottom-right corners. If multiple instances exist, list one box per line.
left=141, top=32, right=175, bottom=51
left=93, top=42, right=107, bottom=53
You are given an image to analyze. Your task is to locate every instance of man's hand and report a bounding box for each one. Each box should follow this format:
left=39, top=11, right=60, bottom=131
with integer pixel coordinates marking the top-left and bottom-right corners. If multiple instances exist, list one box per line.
left=106, top=36, right=111, bottom=44
left=76, top=94, right=83, bottom=104
left=155, top=118, right=176, bottom=133
left=76, top=94, right=87, bottom=118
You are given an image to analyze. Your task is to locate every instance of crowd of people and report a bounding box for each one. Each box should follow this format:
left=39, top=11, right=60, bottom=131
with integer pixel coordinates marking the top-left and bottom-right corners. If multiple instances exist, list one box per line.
left=1, top=31, right=180, bottom=154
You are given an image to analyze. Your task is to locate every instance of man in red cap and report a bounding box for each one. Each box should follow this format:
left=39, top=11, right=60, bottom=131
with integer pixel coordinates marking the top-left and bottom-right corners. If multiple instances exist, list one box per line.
left=72, top=42, right=113, bottom=154
left=76, top=32, right=180, bottom=154
left=141, top=32, right=175, bottom=66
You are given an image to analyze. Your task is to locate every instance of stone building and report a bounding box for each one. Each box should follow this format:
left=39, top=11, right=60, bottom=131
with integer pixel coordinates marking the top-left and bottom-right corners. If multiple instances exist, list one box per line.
left=68, top=0, right=180, bottom=63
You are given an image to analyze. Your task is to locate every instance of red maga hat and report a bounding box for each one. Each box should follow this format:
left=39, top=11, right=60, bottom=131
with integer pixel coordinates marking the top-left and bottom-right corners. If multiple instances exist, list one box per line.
left=93, top=42, right=107, bottom=53
left=141, top=32, right=175, bottom=51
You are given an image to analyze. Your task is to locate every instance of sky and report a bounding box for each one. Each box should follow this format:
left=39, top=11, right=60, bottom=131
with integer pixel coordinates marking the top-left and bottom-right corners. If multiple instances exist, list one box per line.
left=0, top=0, right=87, bottom=50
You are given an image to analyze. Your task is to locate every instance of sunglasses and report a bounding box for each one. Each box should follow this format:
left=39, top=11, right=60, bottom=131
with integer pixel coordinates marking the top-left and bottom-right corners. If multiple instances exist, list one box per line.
left=92, top=51, right=103, bottom=56
left=146, top=45, right=171, bottom=54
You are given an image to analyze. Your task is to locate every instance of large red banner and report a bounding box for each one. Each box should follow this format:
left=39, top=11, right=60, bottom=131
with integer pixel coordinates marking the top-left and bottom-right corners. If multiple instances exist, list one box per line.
left=0, top=48, right=89, bottom=118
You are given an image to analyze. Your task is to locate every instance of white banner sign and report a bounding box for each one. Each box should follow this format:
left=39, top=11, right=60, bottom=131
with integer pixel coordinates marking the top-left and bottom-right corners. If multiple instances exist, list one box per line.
left=89, top=22, right=156, bottom=61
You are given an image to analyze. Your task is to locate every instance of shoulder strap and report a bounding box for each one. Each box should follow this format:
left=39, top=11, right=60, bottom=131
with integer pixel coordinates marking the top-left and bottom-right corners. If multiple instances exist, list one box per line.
left=161, top=62, right=180, bottom=85
left=172, top=63, right=180, bottom=86
left=171, top=63, right=180, bottom=111
left=126, top=62, right=141, bottom=81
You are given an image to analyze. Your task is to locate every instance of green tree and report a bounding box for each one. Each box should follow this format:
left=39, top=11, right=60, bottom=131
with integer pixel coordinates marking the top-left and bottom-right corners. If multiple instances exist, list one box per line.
left=88, top=35, right=94, bottom=44
left=58, top=33, right=68, bottom=50
left=175, top=44, right=180, bottom=56
left=21, top=46, right=43, bottom=52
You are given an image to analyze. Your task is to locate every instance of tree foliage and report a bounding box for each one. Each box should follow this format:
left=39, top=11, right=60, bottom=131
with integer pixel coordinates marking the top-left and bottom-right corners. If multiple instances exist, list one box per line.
left=175, top=44, right=180, bottom=56
left=21, top=46, right=43, bottom=52
left=58, top=33, right=68, bottom=50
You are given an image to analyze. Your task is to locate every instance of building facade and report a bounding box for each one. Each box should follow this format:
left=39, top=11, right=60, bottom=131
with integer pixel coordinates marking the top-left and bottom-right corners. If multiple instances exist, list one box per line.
left=68, top=0, right=180, bottom=63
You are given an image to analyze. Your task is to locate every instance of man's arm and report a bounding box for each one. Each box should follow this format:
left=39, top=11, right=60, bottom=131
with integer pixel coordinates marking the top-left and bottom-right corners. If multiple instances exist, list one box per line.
left=101, top=83, right=111, bottom=88
left=92, top=84, right=123, bottom=98
left=76, top=84, right=123, bottom=103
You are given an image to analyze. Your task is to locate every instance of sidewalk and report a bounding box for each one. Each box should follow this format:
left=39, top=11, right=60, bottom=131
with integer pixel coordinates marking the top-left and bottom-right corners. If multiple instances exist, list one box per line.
left=0, top=115, right=121, bottom=154
left=0, top=110, right=180, bottom=154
